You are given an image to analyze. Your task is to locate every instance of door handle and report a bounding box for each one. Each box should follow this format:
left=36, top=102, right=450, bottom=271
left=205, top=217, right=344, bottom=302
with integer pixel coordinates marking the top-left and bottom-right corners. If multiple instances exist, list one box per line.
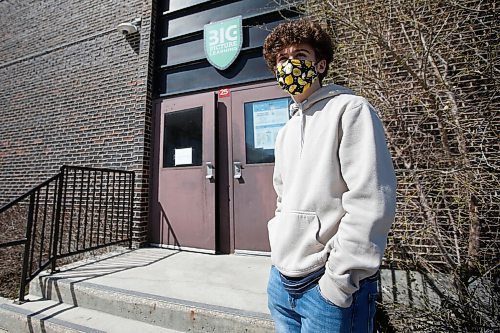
left=233, top=162, right=242, bottom=179
left=206, top=162, right=215, bottom=180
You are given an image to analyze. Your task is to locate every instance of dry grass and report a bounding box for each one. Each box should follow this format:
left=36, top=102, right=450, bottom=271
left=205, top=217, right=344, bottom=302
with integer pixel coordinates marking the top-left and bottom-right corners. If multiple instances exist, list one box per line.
left=0, top=205, right=27, bottom=299
left=0, top=204, right=126, bottom=300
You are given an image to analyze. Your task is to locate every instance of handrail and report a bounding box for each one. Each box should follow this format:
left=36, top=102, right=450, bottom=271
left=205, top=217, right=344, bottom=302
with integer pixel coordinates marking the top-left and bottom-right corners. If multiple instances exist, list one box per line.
left=0, top=165, right=135, bottom=303
left=0, top=174, right=61, bottom=214
left=63, top=165, right=135, bottom=174
left=0, top=239, right=27, bottom=248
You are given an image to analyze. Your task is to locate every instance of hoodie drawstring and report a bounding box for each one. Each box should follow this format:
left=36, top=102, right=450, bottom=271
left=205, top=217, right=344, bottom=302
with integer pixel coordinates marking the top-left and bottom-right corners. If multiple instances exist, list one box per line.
left=290, top=102, right=305, bottom=154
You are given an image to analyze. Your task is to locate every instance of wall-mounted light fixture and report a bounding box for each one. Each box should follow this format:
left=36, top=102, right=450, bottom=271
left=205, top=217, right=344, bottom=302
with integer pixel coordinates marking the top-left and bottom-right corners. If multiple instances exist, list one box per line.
left=116, top=18, right=141, bottom=36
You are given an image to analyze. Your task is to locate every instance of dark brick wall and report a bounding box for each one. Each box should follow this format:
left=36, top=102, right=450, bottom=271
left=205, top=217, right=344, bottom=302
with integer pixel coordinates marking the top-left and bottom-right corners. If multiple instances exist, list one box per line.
left=0, top=0, right=156, bottom=247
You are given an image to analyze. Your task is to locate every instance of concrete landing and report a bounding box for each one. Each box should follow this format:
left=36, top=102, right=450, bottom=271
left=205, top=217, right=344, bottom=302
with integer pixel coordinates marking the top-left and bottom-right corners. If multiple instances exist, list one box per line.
left=34, top=247, right=272, bottom=315
left=0, top=247, right=274, bottom=332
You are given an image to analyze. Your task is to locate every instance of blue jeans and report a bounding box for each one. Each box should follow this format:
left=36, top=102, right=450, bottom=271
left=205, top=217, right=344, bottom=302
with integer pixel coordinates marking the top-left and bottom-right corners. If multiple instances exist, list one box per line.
left=267, top=266, right=378, bottom=333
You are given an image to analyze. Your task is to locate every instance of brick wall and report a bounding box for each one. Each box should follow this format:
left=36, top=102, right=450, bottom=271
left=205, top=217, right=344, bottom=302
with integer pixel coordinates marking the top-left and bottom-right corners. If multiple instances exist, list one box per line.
left=0, top=0, right=156, bottom=247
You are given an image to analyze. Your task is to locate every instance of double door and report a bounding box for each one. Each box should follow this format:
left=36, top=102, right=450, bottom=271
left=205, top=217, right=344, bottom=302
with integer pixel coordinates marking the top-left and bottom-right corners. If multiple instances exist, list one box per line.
left=150, top=82, right=290, bottom=253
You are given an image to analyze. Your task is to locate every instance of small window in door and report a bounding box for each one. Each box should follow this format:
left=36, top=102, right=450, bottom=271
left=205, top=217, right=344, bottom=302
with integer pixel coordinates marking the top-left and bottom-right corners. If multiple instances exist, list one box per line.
left=244, top=97, right=291, bottom=164
left=163, top=107, right=203, bottom=168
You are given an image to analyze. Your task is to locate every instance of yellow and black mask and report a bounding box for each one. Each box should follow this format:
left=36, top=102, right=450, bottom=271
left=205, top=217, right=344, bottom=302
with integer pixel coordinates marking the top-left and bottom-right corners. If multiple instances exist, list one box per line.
left=276, top=59, right=318, bottom=95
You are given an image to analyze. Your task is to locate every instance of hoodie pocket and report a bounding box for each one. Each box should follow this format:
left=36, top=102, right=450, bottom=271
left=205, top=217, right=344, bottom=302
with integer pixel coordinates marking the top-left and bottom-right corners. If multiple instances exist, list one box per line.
left=268, top=211, right=324, bottom=274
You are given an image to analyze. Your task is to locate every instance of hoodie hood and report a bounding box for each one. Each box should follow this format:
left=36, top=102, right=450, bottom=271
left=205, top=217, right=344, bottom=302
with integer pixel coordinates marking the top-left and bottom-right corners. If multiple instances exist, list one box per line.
left=289, top=84, right=354, bottom=117
left=288, top=84, right=354, bottom=151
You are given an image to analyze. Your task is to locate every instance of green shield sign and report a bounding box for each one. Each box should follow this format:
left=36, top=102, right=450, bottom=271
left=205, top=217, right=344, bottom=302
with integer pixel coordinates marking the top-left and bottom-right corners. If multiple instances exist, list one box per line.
left=204, top=16, right=243, bottom=70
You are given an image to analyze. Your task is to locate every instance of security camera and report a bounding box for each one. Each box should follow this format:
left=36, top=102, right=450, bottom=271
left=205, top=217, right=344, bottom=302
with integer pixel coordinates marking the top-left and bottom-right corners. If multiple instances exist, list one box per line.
left=117, top=19, right=141, bottom=36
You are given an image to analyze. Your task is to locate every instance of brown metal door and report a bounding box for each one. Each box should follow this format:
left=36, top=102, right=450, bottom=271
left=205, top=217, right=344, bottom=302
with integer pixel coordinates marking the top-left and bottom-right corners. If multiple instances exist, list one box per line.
left=153, top=92, right=217, bottom=252
left=231, top=83, right=290, bottom=253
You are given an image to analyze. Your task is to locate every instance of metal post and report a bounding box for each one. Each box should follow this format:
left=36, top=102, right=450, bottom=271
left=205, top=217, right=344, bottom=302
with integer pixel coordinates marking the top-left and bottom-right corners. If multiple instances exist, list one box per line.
left=17, top=193, right=36, bottom=304
left=128, top=172, right=135, bottom=249
left=51, top=168, right=65, bottom=273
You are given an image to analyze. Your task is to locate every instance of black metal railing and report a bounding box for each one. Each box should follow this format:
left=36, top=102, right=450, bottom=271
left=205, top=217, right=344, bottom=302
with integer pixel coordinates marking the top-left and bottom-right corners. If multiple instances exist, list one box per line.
left=0, top=165, right=135, bottom=302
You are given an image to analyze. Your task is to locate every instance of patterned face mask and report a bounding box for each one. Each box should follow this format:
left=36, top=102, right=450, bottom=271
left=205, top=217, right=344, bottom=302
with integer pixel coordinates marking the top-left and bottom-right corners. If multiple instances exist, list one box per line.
left=276, top=59, right=318, bottom=95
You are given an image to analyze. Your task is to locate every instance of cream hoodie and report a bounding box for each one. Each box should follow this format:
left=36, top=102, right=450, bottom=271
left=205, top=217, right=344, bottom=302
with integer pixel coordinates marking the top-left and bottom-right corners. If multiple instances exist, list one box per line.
left=268, top=84, right=397, bottom=308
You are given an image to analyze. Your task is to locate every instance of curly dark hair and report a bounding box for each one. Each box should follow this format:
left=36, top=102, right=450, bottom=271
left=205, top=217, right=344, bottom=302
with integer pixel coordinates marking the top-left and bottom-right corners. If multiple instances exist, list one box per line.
left=263, top=19, right=333, bottom=81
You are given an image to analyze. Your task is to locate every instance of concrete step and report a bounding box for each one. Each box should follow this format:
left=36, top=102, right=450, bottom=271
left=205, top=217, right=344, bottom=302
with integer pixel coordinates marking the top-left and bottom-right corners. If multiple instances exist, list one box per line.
left=29, top=274, right=274, bottom=333
left=0, top=296, right=183, bottom=333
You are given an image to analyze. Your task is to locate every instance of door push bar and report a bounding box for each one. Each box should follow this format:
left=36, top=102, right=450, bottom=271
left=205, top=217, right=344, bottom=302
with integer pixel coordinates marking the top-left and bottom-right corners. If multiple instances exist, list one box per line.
left=233, top=162, right=242, bottom=179
left=206, top=162, right=215, bottom=180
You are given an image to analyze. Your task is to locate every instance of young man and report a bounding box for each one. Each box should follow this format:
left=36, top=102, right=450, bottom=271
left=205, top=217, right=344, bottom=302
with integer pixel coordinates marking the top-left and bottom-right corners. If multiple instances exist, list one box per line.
left=263, top=20, right=397, bottom=332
